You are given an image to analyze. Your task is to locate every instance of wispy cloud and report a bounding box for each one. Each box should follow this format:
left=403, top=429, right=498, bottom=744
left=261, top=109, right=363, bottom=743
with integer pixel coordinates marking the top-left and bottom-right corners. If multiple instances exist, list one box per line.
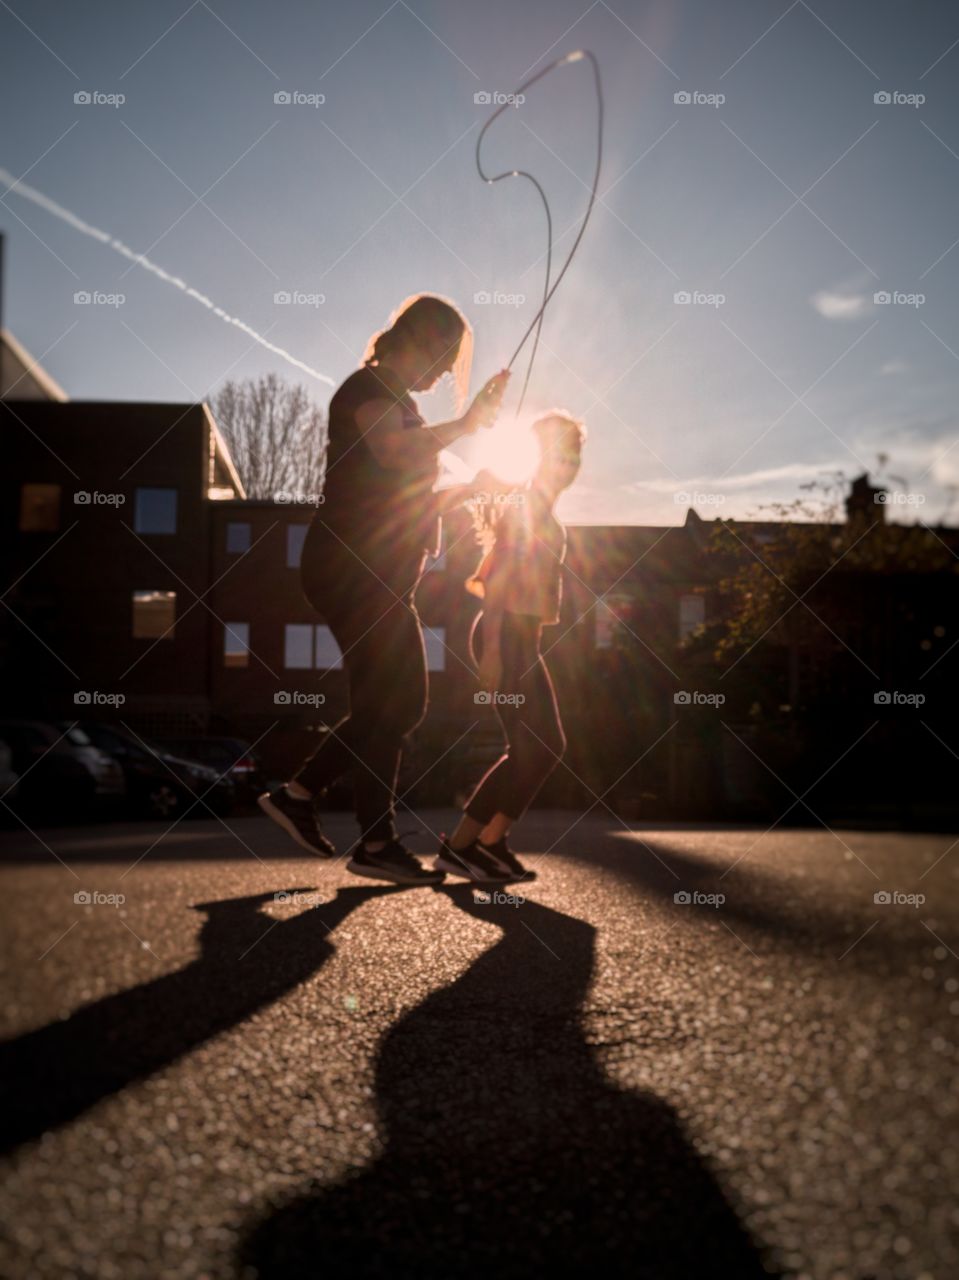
left=810, top=288, right=871, bottom=320
left=631, top=460, right=847, bottom=495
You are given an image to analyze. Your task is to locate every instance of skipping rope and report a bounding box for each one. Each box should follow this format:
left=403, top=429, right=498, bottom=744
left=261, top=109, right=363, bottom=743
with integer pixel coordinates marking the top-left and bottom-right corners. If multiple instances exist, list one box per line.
left=475, top=49, right=604, bottom=417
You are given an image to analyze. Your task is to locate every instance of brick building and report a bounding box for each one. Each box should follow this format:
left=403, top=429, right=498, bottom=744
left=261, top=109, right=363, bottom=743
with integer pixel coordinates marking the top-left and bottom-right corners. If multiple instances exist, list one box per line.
left=3, top=325, right=956, bottom=823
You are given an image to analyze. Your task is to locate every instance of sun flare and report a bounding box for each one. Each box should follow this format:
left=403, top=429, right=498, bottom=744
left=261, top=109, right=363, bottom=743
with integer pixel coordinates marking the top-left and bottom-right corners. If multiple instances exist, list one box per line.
left=466, top=416, right=541, bottom=484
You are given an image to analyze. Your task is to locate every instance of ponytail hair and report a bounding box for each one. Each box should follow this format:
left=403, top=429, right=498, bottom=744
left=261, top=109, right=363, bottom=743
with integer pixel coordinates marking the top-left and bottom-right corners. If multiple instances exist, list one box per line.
left=362, top=292, right=473, bottom=413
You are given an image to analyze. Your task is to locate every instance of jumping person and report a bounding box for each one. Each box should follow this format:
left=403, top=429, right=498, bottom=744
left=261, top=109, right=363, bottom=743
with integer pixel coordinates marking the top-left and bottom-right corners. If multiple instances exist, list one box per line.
left=436, top=411, right=586, bottom=883
left=259, top=293, right=509, bottom=884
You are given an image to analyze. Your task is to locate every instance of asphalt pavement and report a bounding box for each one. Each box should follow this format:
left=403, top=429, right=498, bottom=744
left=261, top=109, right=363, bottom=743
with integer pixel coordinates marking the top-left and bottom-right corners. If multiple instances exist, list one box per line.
left=1, top=810, right=957, bottom=1279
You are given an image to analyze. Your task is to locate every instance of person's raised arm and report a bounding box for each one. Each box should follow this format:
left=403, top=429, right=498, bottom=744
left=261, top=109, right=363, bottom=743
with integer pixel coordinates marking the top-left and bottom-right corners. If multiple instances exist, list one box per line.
left=356, top=370, right=510, bottom=471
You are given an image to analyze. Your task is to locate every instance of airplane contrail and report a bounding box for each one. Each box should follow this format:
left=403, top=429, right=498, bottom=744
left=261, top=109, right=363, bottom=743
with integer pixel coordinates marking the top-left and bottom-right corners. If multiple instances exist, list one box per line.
left=0, top=166, right=336, bottom=387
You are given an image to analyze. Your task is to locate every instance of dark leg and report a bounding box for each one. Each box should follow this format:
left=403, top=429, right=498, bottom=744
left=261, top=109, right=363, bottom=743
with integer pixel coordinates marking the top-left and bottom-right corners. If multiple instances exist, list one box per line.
left=292, top=714, right=354, bottom=797
left=464, top=618, right=565, bottom=825
left=295, top=591, right=427, bottom=843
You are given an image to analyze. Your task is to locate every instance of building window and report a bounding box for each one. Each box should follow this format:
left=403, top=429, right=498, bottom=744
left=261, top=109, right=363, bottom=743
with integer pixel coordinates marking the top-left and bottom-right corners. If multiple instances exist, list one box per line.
left=226, top=521, right=251, bottom=554
left=284, top=623, right=344, bottom=669
left=678, top=592, right=706, bottom=641
left=132, top=590, right=176, bottom=639
left=595, top=593, right=631, bottom=649
left=134, top=487, right=178, bottom=535
left=423, top=626, right=447, bottom=671
left=284, top=624, right=313, bottom=669
left=224, top=622, right=250, bottom=668
left=19, top=484, right=61, bottom=532
left=314, top=625, right=343, bottom=670
left=286, top=524, right=308, bottom=569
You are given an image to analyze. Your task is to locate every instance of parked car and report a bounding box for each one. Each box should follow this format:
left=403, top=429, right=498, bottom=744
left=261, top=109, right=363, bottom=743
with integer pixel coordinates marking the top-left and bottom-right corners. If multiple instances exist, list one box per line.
left=77, top=723, right=235, bottom=820
left=0, top=719, right=125, bottom=817
left=155, top=736, right=267, bottom=809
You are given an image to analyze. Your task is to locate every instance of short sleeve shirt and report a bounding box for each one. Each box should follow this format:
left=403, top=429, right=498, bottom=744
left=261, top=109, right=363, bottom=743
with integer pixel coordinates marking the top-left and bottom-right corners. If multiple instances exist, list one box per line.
left=310, top=363, right=440, bottom=592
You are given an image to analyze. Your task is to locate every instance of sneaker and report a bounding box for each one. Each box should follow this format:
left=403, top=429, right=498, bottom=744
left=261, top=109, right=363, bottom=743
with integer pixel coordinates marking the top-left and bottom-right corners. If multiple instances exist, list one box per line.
left=347, top=839, right=446, bottom=886
left=435, top=835, right=512, bottom=885
left=478, top=837, right=536, bottom=882
left=258, top=785, right=336, bottom=858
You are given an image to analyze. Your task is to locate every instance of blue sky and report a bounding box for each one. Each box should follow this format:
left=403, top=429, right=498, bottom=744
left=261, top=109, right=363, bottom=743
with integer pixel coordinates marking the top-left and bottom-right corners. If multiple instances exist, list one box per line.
left=2, top=0, right=958, bottom=524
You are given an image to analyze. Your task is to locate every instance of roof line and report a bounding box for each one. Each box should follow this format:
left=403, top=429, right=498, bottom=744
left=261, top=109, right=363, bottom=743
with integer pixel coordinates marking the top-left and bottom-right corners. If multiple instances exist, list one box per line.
left=1, top=328, right=69, bottom=402
left=201, top=401, right=247, bottom=500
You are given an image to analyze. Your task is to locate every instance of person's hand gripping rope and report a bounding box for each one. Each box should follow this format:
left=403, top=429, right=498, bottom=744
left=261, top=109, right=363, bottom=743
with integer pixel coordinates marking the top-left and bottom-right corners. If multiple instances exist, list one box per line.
left=464, top=368, right=510, bottom=433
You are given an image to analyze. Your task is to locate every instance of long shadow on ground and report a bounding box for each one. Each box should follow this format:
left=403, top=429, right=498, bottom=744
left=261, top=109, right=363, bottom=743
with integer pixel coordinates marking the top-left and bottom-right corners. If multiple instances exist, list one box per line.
left=239, top=885, right=776, bottom=1279
left=0, top=884, right=397, bottom=1152
left=554, top=830, right=933, bottom=968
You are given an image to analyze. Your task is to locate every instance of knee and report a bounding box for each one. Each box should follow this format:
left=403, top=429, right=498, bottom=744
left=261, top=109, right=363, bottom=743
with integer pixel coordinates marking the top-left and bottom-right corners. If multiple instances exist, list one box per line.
left=396, top=675, right=428, bottom=738
left=401, top=696, right=428, bottom=738
left=524, top=723, right=565, bottom=778
left=540, top=709, right=566, bottom=766
left=541, top=730, right=566, bottom=776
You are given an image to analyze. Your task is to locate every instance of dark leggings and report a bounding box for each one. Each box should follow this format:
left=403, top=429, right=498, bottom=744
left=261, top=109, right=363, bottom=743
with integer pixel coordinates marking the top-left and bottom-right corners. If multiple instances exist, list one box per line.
left=293, top=582, right=428, bottom=843
left=464, top=612, right=566, bottom=825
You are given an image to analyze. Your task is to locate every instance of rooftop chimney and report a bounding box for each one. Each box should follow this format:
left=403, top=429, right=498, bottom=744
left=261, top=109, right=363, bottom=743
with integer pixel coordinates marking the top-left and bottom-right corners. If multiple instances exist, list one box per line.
left=846, top=472, right=886, bottom=523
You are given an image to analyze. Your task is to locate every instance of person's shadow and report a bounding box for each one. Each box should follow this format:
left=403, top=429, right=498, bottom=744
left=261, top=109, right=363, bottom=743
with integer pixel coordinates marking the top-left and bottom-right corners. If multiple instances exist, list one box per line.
left=240, top=886, right=776, bottom=1278
left=0, top=884, right=397, bottom=1153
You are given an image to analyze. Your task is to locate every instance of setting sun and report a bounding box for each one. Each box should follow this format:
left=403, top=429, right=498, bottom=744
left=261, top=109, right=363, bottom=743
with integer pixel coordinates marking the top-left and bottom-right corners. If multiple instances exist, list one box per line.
left=466, top=415, right=541, bottom=484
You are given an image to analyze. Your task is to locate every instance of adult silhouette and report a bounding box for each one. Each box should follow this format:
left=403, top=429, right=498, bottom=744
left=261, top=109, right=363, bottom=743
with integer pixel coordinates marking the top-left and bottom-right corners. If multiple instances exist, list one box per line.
left=259, top=293, right=509, bottom=883
left=0, top=884, right=396, bottom=1152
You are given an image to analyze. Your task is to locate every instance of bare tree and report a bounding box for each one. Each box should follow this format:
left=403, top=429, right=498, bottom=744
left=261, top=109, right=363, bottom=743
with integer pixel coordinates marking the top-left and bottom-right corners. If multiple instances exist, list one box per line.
left=212, top=374, right=327, bottom=500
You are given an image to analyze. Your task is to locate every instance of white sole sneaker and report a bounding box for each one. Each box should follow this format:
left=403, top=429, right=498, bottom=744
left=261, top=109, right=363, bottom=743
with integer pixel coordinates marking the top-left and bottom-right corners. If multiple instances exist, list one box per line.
left=346, top=855, right=444, bottom=886
left=435, top=852, right=510, bottom=885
